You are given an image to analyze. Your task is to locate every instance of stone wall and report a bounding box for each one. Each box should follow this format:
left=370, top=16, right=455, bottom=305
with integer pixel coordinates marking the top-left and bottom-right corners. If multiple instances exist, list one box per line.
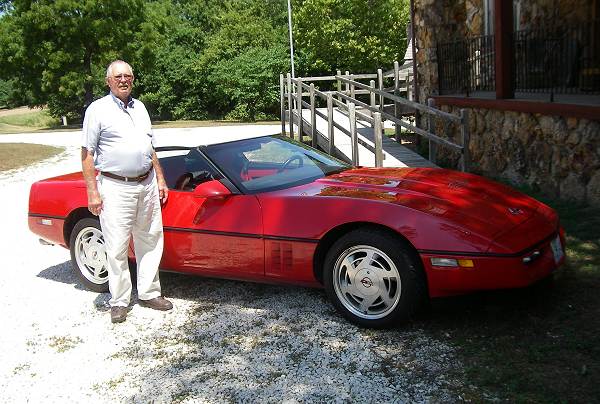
left=435, top=106, right=600, bottom=206
left=413, top=0, right=469, bottom=101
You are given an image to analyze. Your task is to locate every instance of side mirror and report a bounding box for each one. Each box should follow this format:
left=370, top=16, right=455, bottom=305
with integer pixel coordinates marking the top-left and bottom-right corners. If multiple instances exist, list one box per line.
left=192, top=179, right=232, bottom=199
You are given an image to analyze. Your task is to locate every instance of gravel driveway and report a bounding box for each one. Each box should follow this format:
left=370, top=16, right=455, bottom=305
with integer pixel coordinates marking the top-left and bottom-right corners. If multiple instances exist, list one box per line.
left=0, top=127, right=464, bottom=403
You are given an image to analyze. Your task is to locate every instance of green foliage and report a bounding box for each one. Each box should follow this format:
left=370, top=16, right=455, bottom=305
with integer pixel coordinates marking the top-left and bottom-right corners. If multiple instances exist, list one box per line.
left=209, top=45, right=289, bottom=121
left=294, top=0, right=410, bottom=74
left=197, top=1, right=289, bottom=121
left=0, top=0, right=411, bottom=120
left=0, top=79, right=10, bottom=107
left=0, top=0, right=147, bottom=118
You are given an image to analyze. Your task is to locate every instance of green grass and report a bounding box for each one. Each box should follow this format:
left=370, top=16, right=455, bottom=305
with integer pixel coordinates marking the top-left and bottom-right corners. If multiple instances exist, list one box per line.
left=0, top=107, right=280, bottom=134
left=0, top=109, right=60, bottom=133
left=418, top=189, right=600, bottom=402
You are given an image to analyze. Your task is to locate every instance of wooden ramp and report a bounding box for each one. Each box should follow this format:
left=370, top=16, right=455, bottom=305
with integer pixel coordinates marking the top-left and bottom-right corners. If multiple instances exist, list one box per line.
left=292, top=107, right=438, bottom=168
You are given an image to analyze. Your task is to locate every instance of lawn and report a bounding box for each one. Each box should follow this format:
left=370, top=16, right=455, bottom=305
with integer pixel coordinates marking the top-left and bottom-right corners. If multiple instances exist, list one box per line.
left=418, top=192, right=600, bottom=402
left=0, top=143, right=65, bottom=171
left=0, top=108, right=60, bottom=133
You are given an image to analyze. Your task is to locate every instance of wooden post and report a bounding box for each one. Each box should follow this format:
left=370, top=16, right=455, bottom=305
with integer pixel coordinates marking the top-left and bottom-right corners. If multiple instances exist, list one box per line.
left=310, top=83, right=316, bottom=147
left=394, top=61, right=401, bottom=142
left=369, top=80, right=376, bottom=108
left=350, top=73, right=355, bottom=100
left=349, top=102, right=358, bottom=166
left=345, top=70, right=350, bottom=98
left=327, top=94, right=334, bottom=155
left=377, top=68, right=383, bottom=110
left=280, top=74, right=285, bottom=136
left=296, top=78, right=303, bottom=142
left=336, top=69, right=342, bottom=102
left=373, top=112, right=384, bottom=167
left=494, top=0, right=514, bottom=99
left=427, top=98, right=437, bottom=165
left=287, top=73, right=293, bottom=138
left=460, top=108, right=470, bottom=172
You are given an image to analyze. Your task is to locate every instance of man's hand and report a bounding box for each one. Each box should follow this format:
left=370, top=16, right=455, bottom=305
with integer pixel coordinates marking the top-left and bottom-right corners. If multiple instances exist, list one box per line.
left=87, top=189, right=103, bottom=216
left=152, top=151, right=168, bottom=204
left=158, top=178, right=169, bottom=204
left=81, top=147, right=102, bottom=216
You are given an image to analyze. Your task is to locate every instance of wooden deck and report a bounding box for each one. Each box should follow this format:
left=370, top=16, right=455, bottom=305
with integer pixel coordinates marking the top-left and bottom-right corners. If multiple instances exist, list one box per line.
left=289, top=107, right=437, bottom=168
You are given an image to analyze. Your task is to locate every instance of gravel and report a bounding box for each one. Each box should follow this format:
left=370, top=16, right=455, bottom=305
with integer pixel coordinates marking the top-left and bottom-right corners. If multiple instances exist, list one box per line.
left=0, top=128, right=466, bottom=403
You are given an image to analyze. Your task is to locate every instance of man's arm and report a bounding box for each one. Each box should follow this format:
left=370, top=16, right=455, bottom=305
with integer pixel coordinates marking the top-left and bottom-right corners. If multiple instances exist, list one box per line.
left=81, top=147, right=102, bottom=216
left=152, top=151, right=168, bottom=203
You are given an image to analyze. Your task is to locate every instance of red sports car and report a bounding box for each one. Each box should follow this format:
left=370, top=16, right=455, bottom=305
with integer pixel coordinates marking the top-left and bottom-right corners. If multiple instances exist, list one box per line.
left=28, top=133, right=565, bottom=327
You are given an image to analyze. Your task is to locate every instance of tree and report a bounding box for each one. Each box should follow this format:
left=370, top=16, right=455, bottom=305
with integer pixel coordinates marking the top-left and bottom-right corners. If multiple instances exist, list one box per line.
left=0, top=0, right=147, bottom=119
left=293, top=0, right=411, bottom=75
left=209, top=45, right=289, bottom=121
left=132, top=0, right=216, bottom=120
left=197, top=0, right=290, bottom=120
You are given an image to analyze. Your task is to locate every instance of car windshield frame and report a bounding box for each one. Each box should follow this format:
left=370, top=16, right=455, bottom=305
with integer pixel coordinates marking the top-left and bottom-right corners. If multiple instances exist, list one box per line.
left=200, top=135, right=351, bottom=194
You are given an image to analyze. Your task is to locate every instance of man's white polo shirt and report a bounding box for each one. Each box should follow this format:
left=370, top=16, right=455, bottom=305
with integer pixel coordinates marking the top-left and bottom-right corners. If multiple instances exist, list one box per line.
left=82, top=93, right=154, bottom=177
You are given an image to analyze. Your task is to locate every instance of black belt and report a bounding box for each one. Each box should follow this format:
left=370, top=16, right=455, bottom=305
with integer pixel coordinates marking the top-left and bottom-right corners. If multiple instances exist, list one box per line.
left=101, top=169, right=152, bottom=182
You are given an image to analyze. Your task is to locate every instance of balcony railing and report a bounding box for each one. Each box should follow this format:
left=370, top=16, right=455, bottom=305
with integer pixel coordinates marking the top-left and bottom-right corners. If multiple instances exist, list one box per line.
left=515, top=20, right=600, bottom=96
left=437, top=35, right=495, bottom=96
left=437, top=20, right=600, bottom=98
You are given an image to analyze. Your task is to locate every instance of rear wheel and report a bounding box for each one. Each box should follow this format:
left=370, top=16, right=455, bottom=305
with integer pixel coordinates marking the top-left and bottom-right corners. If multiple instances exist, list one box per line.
left=323, top=228, right=426, bottom=328
left=69, top=218, right=109, bottom=292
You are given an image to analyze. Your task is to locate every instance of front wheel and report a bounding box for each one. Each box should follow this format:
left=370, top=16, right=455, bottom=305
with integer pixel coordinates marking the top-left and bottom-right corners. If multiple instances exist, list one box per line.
left=323, top=229, right=426, bottom=328
left=69, top=217, right=109, bottom=292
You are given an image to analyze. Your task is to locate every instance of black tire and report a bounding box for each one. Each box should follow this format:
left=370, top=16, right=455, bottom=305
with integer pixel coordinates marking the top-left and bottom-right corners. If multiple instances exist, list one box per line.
left=323, top=228, right=426, bottom=328
left=69, top=217, right=109, bottom=292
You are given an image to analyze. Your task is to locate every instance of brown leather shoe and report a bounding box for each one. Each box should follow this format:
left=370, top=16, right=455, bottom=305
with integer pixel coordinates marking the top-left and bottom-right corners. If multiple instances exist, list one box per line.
left=138, top=296, right=173, bottom=311
left=111, top=306, right=127, bottom=323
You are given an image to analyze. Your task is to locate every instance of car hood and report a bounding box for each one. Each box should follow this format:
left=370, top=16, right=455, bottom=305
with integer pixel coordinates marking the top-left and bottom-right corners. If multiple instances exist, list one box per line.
left=314, top=167, right=549, bottom=245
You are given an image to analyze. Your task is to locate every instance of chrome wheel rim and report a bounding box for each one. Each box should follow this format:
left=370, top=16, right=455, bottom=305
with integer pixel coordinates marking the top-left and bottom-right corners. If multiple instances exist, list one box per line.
left=332, top=245, right=401, bottom=320
left=74, top=226, right=108, bottom=285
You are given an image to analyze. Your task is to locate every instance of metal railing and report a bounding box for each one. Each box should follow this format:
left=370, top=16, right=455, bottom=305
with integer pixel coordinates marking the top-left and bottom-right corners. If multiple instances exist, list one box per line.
left=515, top=20, right=600, bottom=96
left=279, top=62, right=471, bottom=171
left=438, top=35, right=495, bottom=95
left=437, top=20, right=600, bottom=97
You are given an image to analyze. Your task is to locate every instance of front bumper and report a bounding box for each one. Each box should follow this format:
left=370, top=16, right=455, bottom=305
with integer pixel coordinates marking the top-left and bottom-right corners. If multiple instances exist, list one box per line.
left=421, top=231, right=566, bottom=298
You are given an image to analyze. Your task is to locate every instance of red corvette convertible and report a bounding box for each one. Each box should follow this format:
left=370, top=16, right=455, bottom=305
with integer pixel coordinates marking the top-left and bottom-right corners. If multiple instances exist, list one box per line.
left=29, top=133, right=565, bottom=327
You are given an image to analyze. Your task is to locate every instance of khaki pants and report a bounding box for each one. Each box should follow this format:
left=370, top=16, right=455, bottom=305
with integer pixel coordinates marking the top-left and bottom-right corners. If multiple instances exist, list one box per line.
left=98, top=171, right=163, bottom=307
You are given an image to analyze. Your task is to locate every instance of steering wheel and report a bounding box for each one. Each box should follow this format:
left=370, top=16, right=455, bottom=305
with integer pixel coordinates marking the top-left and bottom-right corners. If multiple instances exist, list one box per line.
left=174, top=171, right=214, bottom=191
left=174, top=172, right=194, bottom=190
left=278, top=154, right=304, bottom=173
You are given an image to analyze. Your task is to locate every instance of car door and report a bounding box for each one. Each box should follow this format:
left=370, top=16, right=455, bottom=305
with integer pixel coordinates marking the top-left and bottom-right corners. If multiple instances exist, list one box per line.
left=158, top=149, right=264, bottom=279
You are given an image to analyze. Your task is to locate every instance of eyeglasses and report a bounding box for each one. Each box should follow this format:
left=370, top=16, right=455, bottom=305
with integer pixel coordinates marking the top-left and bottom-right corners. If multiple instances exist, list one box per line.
left=112, top=74, right=133, bottom=82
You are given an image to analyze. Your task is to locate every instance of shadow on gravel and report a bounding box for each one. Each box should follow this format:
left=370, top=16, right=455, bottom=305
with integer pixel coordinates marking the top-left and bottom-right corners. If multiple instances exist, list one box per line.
left=36, top=260, right=85, bottom=289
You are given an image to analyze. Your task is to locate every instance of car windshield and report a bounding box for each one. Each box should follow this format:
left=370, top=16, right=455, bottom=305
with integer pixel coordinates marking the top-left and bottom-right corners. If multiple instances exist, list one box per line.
left=203, top=135, right=351, bottom=193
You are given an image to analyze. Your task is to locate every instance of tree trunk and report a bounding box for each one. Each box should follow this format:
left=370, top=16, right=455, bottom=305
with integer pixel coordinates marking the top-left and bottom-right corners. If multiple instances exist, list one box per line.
left=82, top=50, right=94, bottom=118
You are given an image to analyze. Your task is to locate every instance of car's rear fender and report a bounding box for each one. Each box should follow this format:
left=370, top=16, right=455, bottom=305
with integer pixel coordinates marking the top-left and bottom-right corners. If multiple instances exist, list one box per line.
left=63, top=207, right=95, bottom=248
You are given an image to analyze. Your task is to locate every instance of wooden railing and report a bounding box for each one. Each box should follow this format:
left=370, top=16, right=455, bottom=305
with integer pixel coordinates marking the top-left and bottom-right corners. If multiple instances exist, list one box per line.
left=280, top=61, right=471, bottom=171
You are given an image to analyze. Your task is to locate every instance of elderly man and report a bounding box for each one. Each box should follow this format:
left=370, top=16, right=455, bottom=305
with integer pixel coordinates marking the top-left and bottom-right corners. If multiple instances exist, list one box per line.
left=81, top=60, right=172, bottom=323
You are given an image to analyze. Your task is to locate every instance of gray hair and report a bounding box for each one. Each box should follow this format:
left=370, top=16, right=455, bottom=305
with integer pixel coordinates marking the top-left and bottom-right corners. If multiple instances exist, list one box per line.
left=105, top=60, right=133, bottom=78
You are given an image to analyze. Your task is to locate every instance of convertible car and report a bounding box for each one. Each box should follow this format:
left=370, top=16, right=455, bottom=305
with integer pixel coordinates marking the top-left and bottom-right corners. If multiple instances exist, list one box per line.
left=28, top=133, right=565, bottom=327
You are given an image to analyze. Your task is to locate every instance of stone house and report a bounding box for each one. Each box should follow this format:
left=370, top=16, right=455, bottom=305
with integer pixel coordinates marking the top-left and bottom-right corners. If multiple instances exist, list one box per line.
left=410, top=0, right=600, bottom=206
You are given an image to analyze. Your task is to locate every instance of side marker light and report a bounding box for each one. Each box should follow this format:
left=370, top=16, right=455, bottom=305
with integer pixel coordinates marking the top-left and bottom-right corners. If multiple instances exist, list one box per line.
left=431, top=258, right=474, bottom=268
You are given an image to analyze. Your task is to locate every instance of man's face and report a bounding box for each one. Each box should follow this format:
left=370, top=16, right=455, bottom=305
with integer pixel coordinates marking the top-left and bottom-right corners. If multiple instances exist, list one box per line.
left=106, top=62, right=134, bottom=102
